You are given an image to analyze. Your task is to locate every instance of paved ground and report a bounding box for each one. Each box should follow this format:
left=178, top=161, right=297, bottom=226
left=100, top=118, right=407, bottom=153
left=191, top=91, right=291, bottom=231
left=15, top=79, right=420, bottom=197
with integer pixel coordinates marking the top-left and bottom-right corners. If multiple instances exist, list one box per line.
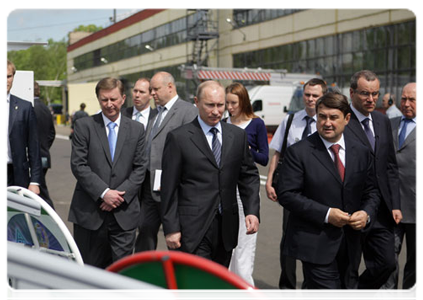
left=48, top=124, right=405, bottom=290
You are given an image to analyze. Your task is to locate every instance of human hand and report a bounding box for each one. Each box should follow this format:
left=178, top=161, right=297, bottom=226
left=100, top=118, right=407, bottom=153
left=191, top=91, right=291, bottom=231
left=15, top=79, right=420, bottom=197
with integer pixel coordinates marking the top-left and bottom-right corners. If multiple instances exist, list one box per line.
left=265, top=182, right=278, bottom=202
left=245, top=215, right=259, bottom=234
left=165, top=232, right=182, bottom=249
left=103, top=189, right=125, bottom=209
left=28, top=184, right=40, bottom=195
left=328, top=208, right=350, bottom=228
left=348, top=210, right=368, bottom=230
left=392, top=209, right=403, bottom=224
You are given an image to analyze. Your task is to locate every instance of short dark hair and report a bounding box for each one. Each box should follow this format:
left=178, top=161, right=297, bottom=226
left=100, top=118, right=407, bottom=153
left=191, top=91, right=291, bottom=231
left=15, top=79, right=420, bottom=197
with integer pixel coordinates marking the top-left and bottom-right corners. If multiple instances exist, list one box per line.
left=34, top=81, right=40, bottom=97
left=304, top=78, right=328, bottom=94
left=316, top=92, right=350, bottom=117
left=95, top=77, right=124, bottom=97
left=350, top=70, right=379, bottom=90
left=80, top=103, right=86, bottom=109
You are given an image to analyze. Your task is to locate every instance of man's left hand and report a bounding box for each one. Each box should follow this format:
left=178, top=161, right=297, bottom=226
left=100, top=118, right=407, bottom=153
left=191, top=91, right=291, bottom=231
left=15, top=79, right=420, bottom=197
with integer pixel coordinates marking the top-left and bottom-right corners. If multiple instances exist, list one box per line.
left=28, top=184, right=40, bottom=195
left=392, top=209, right=403, bottom=224
left=348, top=210, right=368, bottom=230
left=245, top=215, right=259, bottom=234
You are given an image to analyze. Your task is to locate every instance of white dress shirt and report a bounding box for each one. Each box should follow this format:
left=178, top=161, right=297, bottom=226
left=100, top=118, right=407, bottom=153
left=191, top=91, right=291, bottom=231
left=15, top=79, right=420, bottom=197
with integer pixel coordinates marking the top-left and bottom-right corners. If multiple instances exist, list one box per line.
left=132, top=106, right=151, bottom=129
left=269, top=109, right=317, bottom=152
left=197, top=116, right=222, bottom=149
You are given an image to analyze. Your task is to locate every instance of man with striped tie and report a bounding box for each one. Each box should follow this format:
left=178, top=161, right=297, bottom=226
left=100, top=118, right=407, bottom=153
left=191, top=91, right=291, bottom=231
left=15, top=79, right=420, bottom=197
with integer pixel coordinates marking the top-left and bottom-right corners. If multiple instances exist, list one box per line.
left=160, top=80, right=260, bottom=267
left=69, top=77, right=147, bottom=268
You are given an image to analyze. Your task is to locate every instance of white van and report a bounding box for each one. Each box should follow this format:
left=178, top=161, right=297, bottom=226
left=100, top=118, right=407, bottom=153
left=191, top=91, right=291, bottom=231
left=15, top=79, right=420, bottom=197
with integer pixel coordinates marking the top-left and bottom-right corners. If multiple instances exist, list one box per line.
left=248, top=85, right=296, bottom=133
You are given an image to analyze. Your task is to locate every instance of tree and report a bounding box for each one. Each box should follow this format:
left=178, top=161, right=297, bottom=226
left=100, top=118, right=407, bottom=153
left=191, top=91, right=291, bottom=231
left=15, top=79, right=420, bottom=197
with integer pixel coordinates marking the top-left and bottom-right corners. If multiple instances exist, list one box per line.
left=72, top=24, right=103, bottom=33
left=7, top=38, right=67, bottom=104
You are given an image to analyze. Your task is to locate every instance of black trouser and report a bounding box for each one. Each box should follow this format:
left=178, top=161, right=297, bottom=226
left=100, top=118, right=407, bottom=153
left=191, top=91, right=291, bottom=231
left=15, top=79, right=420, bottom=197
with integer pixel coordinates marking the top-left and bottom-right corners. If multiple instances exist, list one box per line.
left=134, top=171, right=162, bottom=252
left=193, top=212, right=232, bottom=268
left=74, top=213, right=136, bottom=269
left=279, top=208, right=308, bottom=300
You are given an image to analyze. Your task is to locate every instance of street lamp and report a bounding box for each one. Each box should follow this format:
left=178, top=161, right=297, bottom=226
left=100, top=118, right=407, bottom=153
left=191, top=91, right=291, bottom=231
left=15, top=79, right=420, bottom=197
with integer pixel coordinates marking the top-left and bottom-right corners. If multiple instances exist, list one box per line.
left=100, top=57, right=108, bottom=64
left=226, top=18, right=246, bottom=41
left=145, top=44, right=162, bottom=60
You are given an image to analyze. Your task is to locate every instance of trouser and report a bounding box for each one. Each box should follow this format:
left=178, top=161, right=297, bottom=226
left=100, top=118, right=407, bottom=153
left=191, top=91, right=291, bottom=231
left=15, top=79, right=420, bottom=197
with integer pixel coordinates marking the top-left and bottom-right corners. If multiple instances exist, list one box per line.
left=74, top=213, right=136, bottom=269
left=193, top=212, right=232, bottom=268
left=381, top=222, right=416, bottom=289
left=279, top=208, right=304, bottom=289
left=359, top=205, right=396, bottom=289
left=134, top=171, right=162, bottom=252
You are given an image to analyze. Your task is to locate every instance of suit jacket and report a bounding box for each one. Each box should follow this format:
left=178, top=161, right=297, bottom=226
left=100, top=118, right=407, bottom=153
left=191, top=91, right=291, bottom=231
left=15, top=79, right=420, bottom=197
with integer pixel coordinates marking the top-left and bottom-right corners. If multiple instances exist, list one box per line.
left=277, top=131, right=379, bottom=266
left=122, top=106, right=158, bottom=131
left=390, top=117, right=416, bottom=224
left=161, top=119, right=260, bottom=253
left=347, top=110, right=400, bottom=222
left=8, top=94, right=42, bottom=187
left=33, top=98, right=55, bottom=169
left=68, top=113, right=147, bottom=231
left=146, top=98, right=198, bottom=202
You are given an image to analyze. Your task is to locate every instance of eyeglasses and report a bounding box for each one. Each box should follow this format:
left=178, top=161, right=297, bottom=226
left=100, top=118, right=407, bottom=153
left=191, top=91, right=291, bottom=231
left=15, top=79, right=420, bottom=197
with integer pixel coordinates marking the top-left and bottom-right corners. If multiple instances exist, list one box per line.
left=354, top=90, right=379, bottom=98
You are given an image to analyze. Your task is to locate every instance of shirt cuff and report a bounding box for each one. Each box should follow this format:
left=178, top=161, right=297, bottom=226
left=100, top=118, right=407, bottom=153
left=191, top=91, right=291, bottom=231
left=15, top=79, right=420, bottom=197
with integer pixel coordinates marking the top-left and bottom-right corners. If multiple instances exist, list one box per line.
left=101, top=188, right=110, bottom=199
left=29, top=182, right=39, bottom=186
left=325, top=207, right=331, bottom=223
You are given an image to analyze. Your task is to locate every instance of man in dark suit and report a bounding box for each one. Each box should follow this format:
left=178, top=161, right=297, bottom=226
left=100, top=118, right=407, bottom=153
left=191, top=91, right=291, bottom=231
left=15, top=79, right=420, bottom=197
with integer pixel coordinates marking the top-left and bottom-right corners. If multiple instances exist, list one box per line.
left=383, top=82, right=416, bottom=289
left=277, top=92, right=379, bottom=289
left=347, top=70, right=402, bottom=289
left=68, top=77, right=147, bottom=268
left=33, top=81, right=56, bottom=208
left=122, top=77, right=157, bottom=130
left=70, top=103, right=89, bottom=139
left=161, top=80, right=260, bottom=267
left=134, top=71, right=197, bottom=252
left=7, top=60, right=42, bottom=195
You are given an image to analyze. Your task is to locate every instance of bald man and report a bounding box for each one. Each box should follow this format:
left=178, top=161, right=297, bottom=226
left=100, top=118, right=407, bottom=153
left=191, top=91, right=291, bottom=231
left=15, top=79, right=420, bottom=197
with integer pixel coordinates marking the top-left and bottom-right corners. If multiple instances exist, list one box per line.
left=134, top=71, right=198, bottom=252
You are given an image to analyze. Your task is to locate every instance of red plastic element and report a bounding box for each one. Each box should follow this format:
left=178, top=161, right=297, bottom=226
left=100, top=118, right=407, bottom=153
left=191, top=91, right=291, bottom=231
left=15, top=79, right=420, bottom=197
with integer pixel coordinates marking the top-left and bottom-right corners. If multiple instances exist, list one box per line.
left=107, top=251, right=255, bottom=289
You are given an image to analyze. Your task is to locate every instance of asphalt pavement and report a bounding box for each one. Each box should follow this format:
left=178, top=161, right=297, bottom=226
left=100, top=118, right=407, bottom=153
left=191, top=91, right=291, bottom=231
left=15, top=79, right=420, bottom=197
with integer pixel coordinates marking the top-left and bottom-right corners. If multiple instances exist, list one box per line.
left=48, top=124, right=405, bottom=290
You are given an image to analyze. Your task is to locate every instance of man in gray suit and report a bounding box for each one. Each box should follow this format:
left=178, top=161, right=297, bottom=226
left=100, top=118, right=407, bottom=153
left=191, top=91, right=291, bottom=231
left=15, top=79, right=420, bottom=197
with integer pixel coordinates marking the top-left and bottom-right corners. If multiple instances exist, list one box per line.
left=383, top=82, right=416, bottom=289
left=69, top=77, right=147, bottom=268
left=134, top=71, right=198, bottom=252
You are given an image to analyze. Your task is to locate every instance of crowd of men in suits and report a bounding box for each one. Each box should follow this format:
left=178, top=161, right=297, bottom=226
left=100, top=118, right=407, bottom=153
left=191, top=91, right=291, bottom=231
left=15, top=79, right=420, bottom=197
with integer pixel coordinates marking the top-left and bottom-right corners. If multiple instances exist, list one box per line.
left=7, top=57, right=416, bottom=289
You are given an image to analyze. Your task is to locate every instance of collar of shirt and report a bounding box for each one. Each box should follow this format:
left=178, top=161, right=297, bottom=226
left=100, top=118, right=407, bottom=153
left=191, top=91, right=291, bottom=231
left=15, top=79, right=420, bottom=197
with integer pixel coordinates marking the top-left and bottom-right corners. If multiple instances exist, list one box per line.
left=319, top=134, right=346, bottom=165
left=163, top=94, right=179, bottom=111
left=197, top=116, right=222, bottom=149
left=132, top=106, right=150, bottom=118
left=350, top=103, right=373, bottom=123
left=102, top=112, right=121, bottom=135
left=7, top=93, right=10, bottom=103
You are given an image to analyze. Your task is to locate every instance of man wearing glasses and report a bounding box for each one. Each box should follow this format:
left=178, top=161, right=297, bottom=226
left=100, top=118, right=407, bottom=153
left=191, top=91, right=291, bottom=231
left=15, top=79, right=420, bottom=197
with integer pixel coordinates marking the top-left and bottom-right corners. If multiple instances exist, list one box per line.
left=347, top=70, right=402, bottom=289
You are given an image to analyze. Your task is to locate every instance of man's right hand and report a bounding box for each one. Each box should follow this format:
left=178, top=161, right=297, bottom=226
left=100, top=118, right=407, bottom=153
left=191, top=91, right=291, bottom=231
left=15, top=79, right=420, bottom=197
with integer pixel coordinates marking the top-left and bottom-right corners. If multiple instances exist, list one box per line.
left=103, top=189, right=125, bottom=209
left=328, top=208, right=350, bottom=228
left=165, top=232, right=182, bottom=249
left=265, top=182, right=278, bottom=202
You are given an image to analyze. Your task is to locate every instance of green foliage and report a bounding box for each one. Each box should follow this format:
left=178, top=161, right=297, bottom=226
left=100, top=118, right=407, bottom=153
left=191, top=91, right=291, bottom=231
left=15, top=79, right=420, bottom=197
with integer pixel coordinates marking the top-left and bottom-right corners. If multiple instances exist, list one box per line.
left=72, top=24, right=103, bottom=33
left=7, top=39, right=67, bottom=103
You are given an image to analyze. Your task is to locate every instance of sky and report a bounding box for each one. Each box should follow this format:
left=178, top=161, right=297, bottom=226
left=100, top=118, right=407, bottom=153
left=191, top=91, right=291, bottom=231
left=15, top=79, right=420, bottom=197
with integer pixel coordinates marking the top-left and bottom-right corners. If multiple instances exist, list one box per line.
left=7, top=9, right=142, bottom=42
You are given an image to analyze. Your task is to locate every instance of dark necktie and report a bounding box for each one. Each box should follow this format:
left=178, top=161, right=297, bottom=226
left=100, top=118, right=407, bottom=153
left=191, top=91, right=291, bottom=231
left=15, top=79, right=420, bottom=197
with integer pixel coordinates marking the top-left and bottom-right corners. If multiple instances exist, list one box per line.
left=146, top=106, right=165, bottom=157
left=398, top=118, right=412, bottom=148
left=210, top=127, right=221, bottom=166
left=107, top=122, right=117, bottom=161
left=361, top=118, right=375, bottom=151
left=302, top=116, right=314, bottom=140
left=330, top=144, right=345, bottom=182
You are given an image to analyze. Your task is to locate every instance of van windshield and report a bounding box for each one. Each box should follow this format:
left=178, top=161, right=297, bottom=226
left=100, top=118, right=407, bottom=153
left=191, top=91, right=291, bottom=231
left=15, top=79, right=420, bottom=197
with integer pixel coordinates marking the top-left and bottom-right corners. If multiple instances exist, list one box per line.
left=288, top=87, right=304, bottom=112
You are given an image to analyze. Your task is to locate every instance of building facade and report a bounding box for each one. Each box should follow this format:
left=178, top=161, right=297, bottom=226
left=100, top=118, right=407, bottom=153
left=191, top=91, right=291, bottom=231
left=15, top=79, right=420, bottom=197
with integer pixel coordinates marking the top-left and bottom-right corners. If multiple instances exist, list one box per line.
left=67, top=9, right=415, bottom=114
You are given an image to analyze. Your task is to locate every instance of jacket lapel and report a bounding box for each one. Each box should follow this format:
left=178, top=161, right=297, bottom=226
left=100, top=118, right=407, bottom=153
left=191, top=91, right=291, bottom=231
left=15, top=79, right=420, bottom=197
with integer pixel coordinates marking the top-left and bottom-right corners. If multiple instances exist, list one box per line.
left=310, top=134, right=343, bottom=184
left=113, top=116, right=128, bottom=165
left=220, top=122, right=234, bottom=169
left=348, top=111, right=374, bottom=152
left=153, top=98, right=179, bottom=139
left=8, top=95, right=18, bottom=135
left=93, top=113, right=113, bottom=166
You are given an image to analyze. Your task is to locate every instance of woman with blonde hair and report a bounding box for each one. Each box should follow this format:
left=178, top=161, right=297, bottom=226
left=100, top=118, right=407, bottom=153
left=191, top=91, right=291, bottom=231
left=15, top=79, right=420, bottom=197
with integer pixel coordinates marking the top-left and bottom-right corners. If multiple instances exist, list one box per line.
left=225, top=82, right=269, bottom=286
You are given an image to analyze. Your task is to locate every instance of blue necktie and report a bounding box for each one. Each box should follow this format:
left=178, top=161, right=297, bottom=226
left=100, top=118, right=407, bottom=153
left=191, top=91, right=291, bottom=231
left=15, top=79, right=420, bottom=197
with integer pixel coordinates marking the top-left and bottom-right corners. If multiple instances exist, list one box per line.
left=107, top=122, right=117, bottom=161
left=361, top=118, right=375, bottom=151
left=398, top=119, right=412, bottom=148
left=210, top=127, right=221, bottom=166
